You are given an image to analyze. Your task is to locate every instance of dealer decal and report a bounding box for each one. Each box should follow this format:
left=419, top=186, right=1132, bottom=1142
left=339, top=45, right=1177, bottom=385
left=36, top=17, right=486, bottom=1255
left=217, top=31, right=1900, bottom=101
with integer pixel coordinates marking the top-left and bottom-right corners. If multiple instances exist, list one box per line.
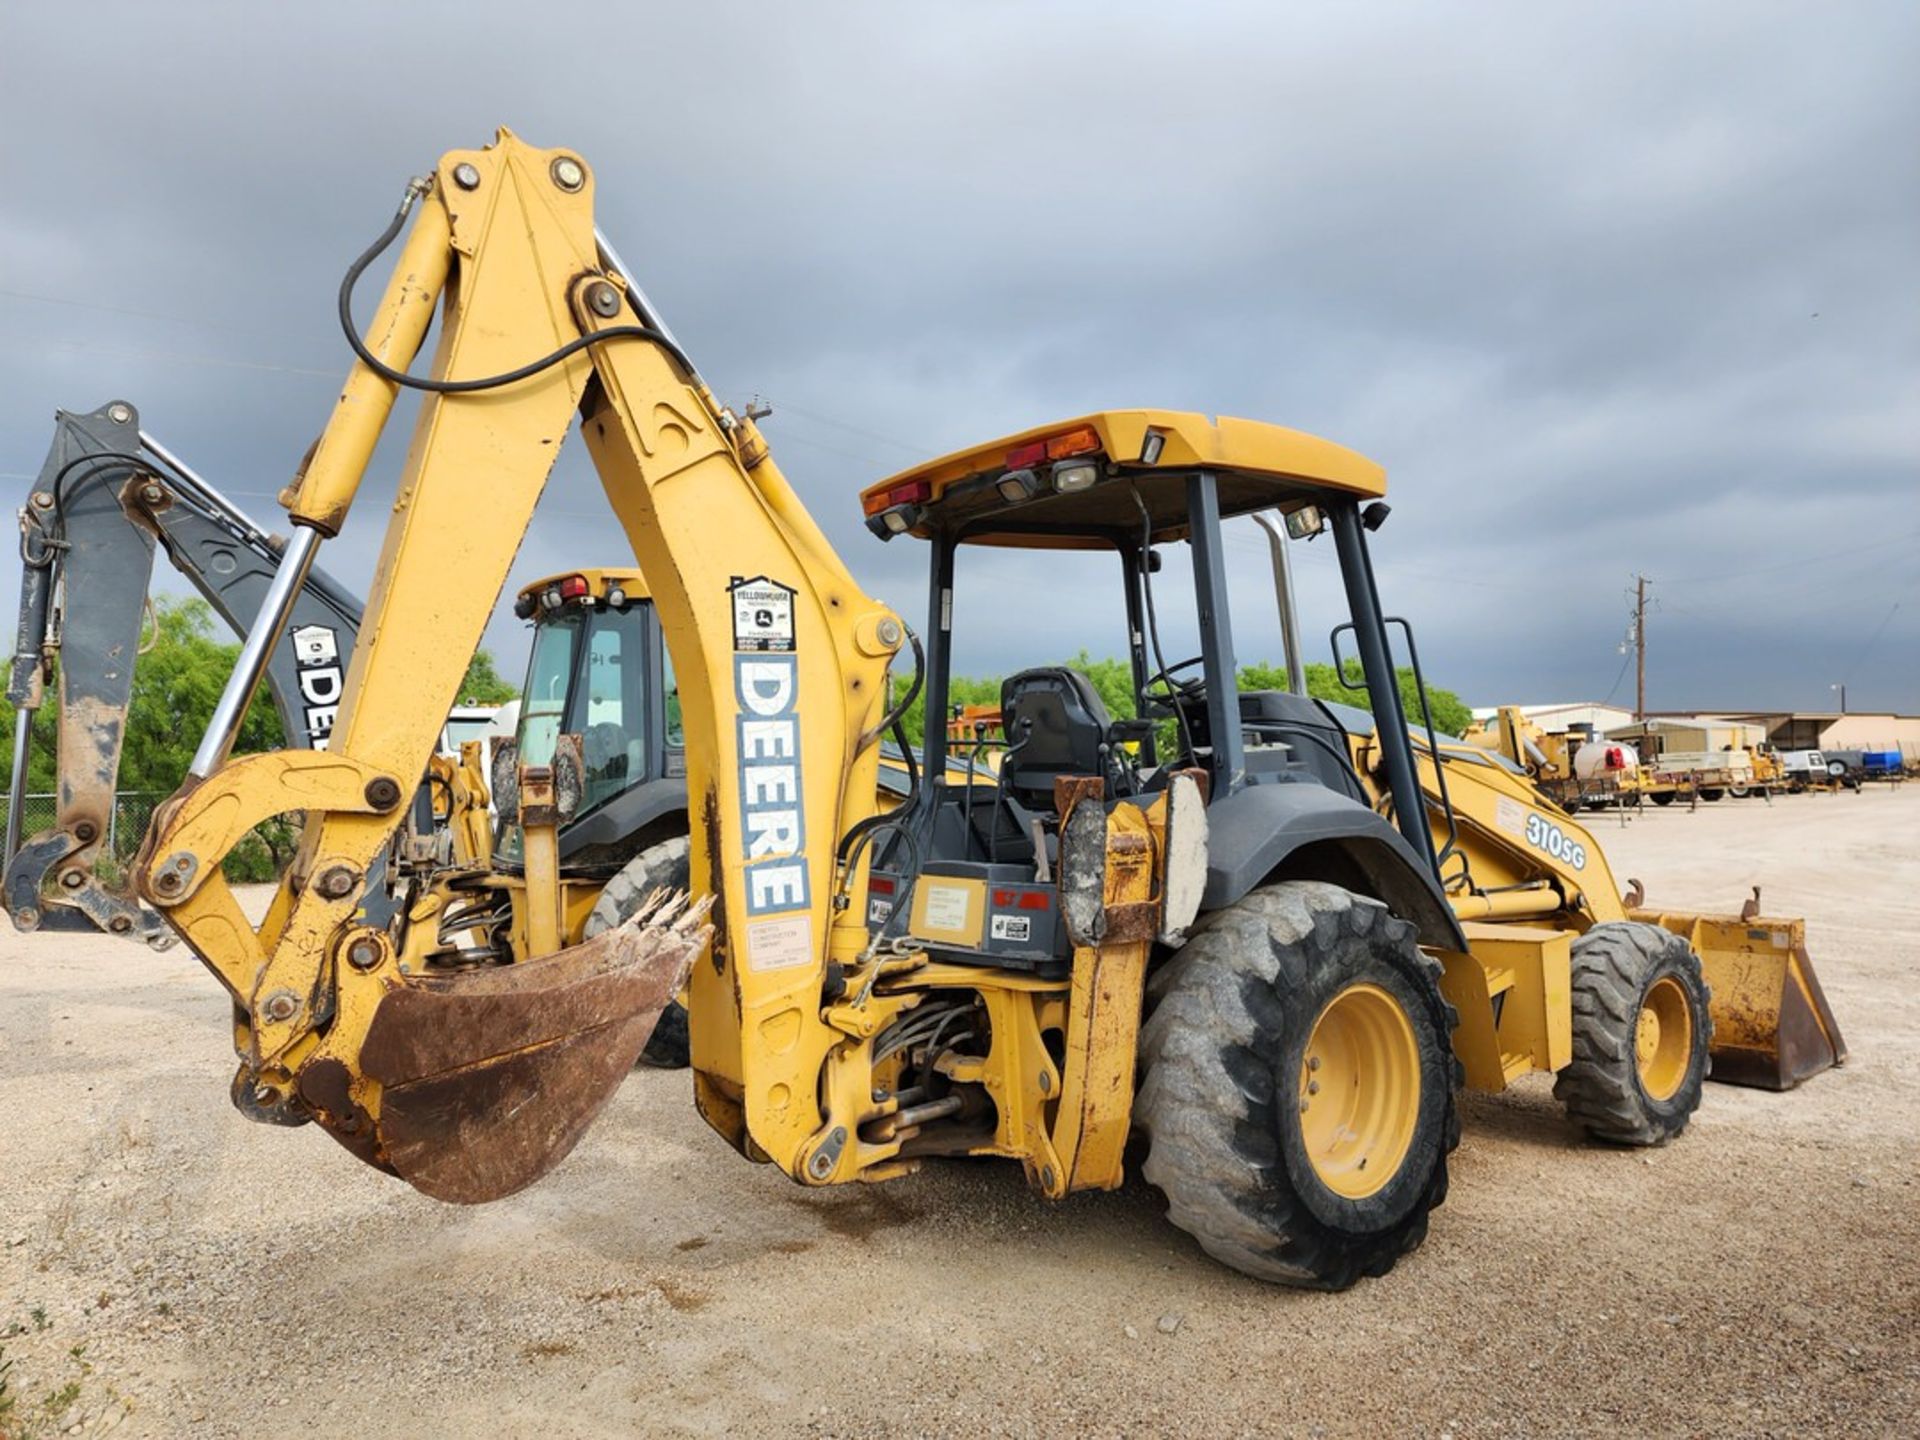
left=729, top=574, right=796, bottom=653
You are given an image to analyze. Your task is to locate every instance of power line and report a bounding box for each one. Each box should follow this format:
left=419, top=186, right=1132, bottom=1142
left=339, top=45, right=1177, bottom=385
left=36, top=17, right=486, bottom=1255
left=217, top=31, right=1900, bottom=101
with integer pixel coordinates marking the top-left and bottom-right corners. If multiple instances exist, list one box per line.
left=1657, top=528, right=1920, bottom=586
left=757, top=397, right=924, bottom=457
left=42, top=338, right=338, bottom=380
left=1600, top=645, right=1634, bottom=704
left=1840, top=601, right=1904, bottom=684
left=0, top=283, right=332, bottom=350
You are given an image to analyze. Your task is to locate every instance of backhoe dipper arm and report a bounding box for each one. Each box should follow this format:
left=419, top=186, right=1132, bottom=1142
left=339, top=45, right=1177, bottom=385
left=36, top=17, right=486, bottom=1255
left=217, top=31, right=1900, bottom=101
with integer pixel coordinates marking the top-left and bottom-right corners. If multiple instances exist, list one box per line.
left=7, top=402, right=161, bottom=939
left=4, top=403, right=369, bottom=942
left=136, top=131, right=902, bottom=1200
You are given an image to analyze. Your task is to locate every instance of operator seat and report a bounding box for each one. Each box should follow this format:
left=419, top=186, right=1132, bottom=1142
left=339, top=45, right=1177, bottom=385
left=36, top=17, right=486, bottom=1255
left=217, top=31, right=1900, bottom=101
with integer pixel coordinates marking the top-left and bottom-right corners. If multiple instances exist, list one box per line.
left=582, top=721, right=631, bottom=785
left=999, top=667, right=1133, bottom=805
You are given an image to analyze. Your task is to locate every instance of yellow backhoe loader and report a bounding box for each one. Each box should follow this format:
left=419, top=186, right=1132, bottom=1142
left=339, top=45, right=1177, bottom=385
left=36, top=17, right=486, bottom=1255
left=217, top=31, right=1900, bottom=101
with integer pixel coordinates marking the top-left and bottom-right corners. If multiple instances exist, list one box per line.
left=128, top=131, right=1842, bottom=1289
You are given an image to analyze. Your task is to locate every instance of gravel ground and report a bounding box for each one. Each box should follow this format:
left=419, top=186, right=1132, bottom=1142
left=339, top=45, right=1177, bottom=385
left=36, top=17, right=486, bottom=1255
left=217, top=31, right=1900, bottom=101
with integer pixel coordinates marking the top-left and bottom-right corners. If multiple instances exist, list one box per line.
left=2, top=787, right=1915, bottom=1437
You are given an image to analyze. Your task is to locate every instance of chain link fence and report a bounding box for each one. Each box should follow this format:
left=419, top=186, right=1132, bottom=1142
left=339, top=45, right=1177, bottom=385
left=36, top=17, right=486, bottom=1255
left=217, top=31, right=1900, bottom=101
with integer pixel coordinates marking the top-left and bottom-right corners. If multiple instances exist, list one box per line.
left=3, top=791, right=164, bottom=860
left=3, top=792, right=296, bottom=882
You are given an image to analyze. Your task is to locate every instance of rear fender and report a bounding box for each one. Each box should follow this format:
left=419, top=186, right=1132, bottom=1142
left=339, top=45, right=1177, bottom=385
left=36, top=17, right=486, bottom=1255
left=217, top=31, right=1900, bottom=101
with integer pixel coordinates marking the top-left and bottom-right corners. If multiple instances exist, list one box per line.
left=1202, top=783, right=1465, bottom=950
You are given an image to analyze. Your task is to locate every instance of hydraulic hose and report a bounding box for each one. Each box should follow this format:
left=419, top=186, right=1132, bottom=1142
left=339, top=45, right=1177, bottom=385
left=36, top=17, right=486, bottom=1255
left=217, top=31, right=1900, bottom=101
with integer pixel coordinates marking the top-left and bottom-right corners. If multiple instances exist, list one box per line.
left=337, top=180, right=699, bottom=393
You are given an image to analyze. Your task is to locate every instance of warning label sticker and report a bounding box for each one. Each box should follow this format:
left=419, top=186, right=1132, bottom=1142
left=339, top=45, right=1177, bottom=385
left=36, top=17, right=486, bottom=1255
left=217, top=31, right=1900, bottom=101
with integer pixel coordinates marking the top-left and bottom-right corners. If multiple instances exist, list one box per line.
left=745, top=914, right=813, bottom=973
left=1494, top=796, right=1528, bottom=838
left=730, top=576, right=796, bottom=653
left=990, top=914, right=1032, bottom=944
left=920, top=883, right=972, bottom=935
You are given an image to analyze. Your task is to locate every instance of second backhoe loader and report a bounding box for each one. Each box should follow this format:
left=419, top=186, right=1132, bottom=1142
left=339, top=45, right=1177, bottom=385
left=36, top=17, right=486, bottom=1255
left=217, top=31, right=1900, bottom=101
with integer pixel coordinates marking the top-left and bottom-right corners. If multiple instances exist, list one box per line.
left=3, top=409, right=692, bottom=1036
left=128, top=131, right=1841, bottom=1289
left=5, top=401, right=370, bottom=943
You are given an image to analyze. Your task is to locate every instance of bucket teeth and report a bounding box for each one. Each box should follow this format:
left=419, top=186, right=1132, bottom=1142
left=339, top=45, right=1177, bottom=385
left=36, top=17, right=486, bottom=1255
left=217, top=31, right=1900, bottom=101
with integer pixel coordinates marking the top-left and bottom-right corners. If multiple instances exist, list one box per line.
left=299, top=890, right=711, bottom=1202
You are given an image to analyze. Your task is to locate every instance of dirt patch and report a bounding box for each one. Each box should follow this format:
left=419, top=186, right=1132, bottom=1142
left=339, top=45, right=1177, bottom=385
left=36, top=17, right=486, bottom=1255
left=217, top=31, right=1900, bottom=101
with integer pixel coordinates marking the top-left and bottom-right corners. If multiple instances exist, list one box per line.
left=1, top=792, right=1915, bottom=1436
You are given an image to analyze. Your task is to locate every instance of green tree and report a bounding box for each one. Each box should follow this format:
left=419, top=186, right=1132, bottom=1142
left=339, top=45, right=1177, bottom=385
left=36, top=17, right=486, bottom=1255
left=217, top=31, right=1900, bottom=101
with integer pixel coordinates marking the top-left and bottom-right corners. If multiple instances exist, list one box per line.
left=889, top=651, right=1471, bottom=748
left=893, top=670, right=1003, bottom=747
left=457, top=648, right=519, bottom=705
left=2, top=597, right=288, bottom=881
left=1237, top=660, right=1469, bottom=737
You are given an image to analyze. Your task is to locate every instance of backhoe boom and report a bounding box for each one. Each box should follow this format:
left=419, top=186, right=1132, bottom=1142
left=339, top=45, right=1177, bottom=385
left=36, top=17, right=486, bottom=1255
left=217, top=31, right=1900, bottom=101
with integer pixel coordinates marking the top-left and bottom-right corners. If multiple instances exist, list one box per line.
left=137, top=132, right=902, bottom=1196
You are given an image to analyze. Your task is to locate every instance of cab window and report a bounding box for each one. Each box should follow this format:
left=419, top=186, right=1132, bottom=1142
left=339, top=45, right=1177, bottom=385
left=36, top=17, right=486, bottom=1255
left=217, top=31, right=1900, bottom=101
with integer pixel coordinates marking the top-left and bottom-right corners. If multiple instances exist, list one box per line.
left=569, top=603, right=649, bottom=814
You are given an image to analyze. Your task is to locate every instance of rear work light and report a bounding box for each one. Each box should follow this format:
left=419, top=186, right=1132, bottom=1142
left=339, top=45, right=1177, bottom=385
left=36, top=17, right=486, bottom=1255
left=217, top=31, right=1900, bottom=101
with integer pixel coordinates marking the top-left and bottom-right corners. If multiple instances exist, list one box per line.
left=1052, top=461, right=1098, bottom=493
left=996, top=468, right=1041, bottom=503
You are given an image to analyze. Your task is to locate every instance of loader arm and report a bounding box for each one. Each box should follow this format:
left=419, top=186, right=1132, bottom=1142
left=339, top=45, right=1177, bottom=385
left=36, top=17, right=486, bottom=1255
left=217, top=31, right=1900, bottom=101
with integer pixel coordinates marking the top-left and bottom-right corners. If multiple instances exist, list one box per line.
left=135, top=131, right=901, bottom=1199
left=1389, top=731, right=1845, bottom=1089
left=4, top=402, right=373, bottom=941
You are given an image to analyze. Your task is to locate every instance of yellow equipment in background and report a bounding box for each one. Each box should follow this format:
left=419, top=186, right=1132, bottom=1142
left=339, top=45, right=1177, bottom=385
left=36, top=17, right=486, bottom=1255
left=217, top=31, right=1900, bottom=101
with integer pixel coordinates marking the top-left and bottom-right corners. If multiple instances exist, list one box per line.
left=1463, top=706, right=1643, bottom=813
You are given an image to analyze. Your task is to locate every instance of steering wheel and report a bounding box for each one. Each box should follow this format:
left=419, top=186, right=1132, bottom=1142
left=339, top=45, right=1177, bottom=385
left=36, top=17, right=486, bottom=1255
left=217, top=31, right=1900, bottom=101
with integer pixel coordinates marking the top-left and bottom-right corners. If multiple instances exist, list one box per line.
left=1145, top=655, right=1208, bottom=701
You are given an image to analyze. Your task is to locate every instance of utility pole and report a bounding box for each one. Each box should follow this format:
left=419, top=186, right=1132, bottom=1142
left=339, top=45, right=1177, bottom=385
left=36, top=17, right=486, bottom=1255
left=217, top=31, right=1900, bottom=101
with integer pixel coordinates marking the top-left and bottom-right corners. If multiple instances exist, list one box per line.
left=1634, top=574, right=1648, bottom=722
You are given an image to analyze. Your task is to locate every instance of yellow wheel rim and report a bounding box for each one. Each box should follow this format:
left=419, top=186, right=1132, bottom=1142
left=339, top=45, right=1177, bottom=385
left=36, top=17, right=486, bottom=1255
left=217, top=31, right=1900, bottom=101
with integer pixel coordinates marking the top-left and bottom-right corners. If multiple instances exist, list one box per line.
left=1298, top=983, right=1421, bottom=1201
left=1635, top=975, right=1693, bottom=1102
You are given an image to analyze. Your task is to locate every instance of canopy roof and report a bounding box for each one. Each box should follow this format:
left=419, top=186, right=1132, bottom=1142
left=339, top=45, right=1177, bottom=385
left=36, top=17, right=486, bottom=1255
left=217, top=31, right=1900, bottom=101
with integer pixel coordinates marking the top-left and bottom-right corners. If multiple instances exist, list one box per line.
left=859, top=409, right=1387, bottom=547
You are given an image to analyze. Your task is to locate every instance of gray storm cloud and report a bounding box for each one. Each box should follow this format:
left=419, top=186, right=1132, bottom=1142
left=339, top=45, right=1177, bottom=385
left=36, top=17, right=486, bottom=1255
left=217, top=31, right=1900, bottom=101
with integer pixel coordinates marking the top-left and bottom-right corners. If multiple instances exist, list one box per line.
left=2, top=1, right=1913, bottom=713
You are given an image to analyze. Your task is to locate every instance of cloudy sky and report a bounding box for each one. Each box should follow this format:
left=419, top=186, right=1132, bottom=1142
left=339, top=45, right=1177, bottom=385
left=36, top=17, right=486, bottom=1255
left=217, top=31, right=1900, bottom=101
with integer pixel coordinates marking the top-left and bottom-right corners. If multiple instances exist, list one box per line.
left=3, top=2, right=1915, bottom=718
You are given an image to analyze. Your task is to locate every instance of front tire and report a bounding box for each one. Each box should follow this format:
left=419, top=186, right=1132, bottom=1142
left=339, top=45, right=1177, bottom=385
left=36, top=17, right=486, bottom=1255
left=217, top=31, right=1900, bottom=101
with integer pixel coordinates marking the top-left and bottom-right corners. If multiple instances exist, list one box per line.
left=1553, top=922, right=1710, bottom=1146
left=1136, top=881, right=1458, bottom=1290
left=585, top=836, right=692, bottom=1068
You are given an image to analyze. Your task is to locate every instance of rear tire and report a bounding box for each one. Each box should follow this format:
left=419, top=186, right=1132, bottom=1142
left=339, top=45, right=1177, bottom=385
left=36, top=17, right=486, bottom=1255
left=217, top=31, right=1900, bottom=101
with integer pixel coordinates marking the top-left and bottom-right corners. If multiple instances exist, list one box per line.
left=1554, top=922, right=1710, bottom=1146
left=585, top=836, right=692, bottom=1068
left=1136, top=881, right=1459, bottom=1290
left=1649, top=791, right=1675, bottom=807
left=1697, top=788, right=1724, bottom=802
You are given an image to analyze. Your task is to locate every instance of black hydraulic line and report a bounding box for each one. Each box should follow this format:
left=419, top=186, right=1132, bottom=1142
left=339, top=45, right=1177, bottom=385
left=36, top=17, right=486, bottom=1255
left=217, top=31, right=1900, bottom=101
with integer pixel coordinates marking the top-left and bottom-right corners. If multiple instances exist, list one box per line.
left=865, top=625, right=925, bottom=758
left=890, top=717, right=920, bottom=804
left=338, top=184, right=699, bottom=393
left=43, top=450, right=157, bottom=527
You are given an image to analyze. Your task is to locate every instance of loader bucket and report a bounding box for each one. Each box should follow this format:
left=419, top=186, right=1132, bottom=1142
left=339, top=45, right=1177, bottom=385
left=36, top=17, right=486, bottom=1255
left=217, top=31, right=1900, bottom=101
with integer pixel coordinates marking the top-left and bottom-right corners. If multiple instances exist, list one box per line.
left=1629, top=907, right=1847, bottom=1090
left=298, top=891, right=711, bottom=1203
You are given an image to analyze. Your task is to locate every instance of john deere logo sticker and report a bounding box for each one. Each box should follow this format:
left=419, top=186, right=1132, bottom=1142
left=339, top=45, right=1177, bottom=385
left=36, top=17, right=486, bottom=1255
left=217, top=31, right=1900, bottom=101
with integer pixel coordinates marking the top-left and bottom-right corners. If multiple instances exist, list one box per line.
left=735, top=652, right=808, bottom=918
left=729, top=575, right=795, bottom=653
left=290, top=624, right=344, bottom=749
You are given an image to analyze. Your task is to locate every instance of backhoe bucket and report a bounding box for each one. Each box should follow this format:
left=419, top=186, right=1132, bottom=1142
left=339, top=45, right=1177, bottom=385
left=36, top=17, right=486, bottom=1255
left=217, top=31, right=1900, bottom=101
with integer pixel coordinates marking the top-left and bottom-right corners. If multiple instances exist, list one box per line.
left=1630, top=906, right=1847, bottom=1090
left=299, top=891, right=711, bottom=1203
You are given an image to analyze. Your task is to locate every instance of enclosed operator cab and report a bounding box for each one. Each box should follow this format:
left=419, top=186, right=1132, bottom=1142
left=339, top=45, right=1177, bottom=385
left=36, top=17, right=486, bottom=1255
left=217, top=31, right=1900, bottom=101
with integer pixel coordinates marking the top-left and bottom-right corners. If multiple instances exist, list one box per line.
left=492, top=567, right=686, bottom=873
